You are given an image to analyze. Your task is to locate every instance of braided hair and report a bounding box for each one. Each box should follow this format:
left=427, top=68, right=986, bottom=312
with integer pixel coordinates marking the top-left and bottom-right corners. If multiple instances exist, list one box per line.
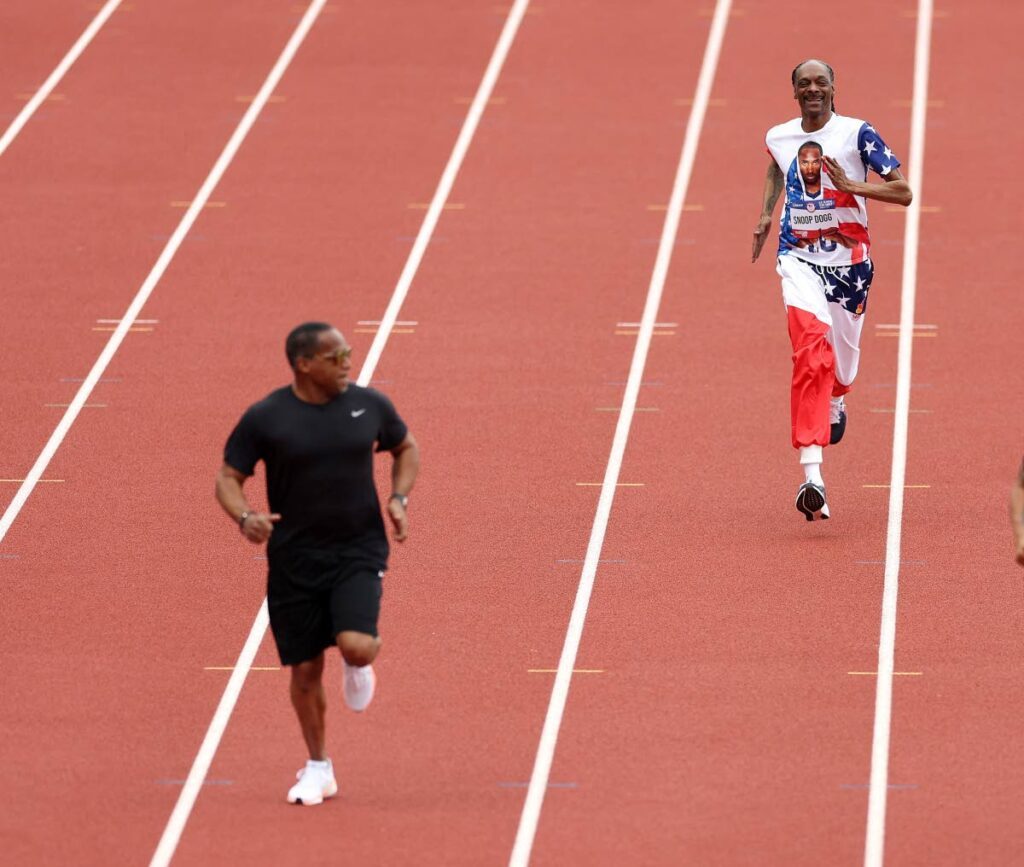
left=791, top=59, right=836, bottom=112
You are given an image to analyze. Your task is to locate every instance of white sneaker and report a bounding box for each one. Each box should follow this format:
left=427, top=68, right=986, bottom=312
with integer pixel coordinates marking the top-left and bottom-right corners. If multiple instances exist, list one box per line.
left=286, top=759, right=338, bottom=806
left=343, top=661, right=376, bottom=712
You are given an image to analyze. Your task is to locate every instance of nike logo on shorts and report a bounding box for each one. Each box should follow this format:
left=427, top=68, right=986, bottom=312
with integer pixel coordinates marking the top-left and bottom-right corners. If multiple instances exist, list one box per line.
left=351, top=409, right=366, bottom=417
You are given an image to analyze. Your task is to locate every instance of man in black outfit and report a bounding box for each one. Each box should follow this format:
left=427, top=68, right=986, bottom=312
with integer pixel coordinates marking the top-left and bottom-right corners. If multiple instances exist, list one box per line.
left=215, top=321, right=419, bottom=805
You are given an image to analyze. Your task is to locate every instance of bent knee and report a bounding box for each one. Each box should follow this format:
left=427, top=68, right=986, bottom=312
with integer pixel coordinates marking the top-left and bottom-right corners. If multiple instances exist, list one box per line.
left=337, top=631, right=381, bottom=667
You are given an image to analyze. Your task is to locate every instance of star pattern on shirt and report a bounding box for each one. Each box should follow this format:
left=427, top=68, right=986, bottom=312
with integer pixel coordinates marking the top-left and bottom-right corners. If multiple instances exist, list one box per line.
left=880, top=163, right=892, bottom=175
left=862, top=140, right=877, bottom=156
left=883, top=146, right=894, bottom=160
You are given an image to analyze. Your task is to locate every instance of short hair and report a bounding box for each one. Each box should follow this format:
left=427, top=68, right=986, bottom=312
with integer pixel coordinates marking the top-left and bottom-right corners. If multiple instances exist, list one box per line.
left=798, top=141, right=823, bottom=157
left=285, top=322, right=332, bottom=368
left=791, top=59, right=836, bottom=111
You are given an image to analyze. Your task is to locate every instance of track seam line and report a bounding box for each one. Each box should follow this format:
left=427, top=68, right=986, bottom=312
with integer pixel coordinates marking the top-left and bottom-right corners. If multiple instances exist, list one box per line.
left=144, top=2, right=533, bottom=865
left=863, top=1, right=933, bottom=865
left=0, top=0, right=123, bottom=158
left=506, top=1, right=732, bottom=864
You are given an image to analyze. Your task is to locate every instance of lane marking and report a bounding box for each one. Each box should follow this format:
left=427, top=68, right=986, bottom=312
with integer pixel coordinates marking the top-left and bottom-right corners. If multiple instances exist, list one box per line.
left=874, top=323, right=936, bottom=328
left=96, top=319, right=158, bottom=324
left=849, top=672, right=923, bottom=677
left=156, top=779, right=232, bottom=786
left=595, top=407, right=659, bottom=412
left=357, top=320, right=419, bottom=325
left=864, top=3, right=933, bottom=865
left=862, top=484, right=931, bottom=489
left=868, top=408, right=933, bottom=414
left=150, top=5, right=535, bottom=866
left=675, top=97, right=726, bottom=107
left=92, top=327, right=153, bottom=332
left=646, top=203, right=704, bottom=211
left=203, top=666, right=280, bottom=671
left=0, top=0, right=124, bottom=158
left=44, top=403, right=106, bottom=408
left=855, top=560, right=925, bottom=566
left=886, top=205, right=940, bottom=212
left=574, top=482, right=644, bottom=487
left=843, top=783, right=919, bottom=790
left=528, top=669, right=604, bottom=674
left=407, top=202, right=465, bottom=210
left=170, top=201, right=226, bottom=208
left=891, top=98, right=943, bottom=107
left=14, top=92, right=66, bottom=102
left=875, top=332, right=936, bottom=338
left=0, top=479, right=64, bottom=483
left=499, top=782, right=577, bottom=789
left=616, top=321, right=677, bottom=327
left=509, top=3, right=731, bottom=863
left=455, top=96, right=506, bottom=105
left=354, top=328, right=415, bottom=334
left=235, top=95, right=286, bottom=103
left=615, top=330, right=676, bottom=336
left=555, top=559, right=625, bottom=563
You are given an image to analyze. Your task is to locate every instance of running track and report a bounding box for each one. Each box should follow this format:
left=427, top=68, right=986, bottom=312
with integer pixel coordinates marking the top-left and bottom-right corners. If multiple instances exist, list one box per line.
left=0, top=2, right=1021, bottom=865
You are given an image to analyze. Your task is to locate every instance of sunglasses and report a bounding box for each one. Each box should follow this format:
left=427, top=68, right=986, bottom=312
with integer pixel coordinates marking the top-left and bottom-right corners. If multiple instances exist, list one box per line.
left=314, top=347, right=353, bottom=365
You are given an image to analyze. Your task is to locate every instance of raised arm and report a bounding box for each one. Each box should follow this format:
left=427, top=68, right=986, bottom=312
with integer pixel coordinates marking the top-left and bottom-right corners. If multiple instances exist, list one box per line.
left=753, top=155, right=785, bottom=263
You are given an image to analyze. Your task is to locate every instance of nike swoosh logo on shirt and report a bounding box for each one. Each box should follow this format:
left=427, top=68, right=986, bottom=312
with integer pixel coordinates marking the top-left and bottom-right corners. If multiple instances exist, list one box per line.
left=351, top=409, right=366, bottom=417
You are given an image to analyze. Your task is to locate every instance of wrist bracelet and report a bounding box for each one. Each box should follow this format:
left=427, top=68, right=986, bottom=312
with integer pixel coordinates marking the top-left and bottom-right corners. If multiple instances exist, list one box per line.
left=239, top=511, right=251, bottom=531
left=389, top=493, right=408, bottom=508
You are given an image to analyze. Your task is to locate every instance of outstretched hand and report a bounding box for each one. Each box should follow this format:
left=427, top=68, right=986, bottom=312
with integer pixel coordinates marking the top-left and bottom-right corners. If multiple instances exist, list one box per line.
left=752, top=214, right=773, bottom=263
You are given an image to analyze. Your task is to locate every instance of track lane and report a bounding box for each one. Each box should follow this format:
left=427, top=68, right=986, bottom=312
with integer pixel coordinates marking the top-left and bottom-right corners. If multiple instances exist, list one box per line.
left=882, top=3, right=1024, bottom=863
left=528, top=2, right=921, bottom=863
left=168, top=2, right=719, bottom=864
left=0, top=0, right=302, bottom=512
left=0, top=3, right=517, bottom=865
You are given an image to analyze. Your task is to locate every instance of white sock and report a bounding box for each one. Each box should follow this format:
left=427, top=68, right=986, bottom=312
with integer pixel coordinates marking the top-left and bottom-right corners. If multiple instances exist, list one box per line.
left=799, top=445, right=825, bottom=487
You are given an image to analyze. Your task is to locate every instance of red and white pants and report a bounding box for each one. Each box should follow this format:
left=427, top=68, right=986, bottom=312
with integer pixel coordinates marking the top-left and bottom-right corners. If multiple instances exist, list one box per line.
left=777, top=254, right=872, bottom=449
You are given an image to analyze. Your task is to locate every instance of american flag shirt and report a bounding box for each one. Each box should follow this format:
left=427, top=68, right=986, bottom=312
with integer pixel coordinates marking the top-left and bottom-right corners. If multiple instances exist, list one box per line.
left=765, top=113, right=901, bottom=266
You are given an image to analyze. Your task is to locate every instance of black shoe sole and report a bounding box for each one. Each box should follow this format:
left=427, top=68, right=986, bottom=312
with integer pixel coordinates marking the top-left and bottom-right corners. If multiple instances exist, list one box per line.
left=830, top=411, right=847, bottom=445
left=796, top=484, right=828, bottom=522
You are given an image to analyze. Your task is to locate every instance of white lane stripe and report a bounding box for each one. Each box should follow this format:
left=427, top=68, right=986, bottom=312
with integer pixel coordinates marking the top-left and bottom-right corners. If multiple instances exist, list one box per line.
left=0, top=0, right=329, bottom=547
left=863, top=1, right=933, bottom=865
left=506, top=2, right=732, bottom=864
left=358, top=0, right=533, bottom=385
left=146, top=3, right=532, bottom=865
left=0, top=0, right=123, bottom=159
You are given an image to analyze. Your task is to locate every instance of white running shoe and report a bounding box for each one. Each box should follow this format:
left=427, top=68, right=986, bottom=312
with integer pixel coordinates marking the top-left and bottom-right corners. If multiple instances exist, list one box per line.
left=796, top=481, right=830, bottom=522
left=287, top=759, right=338, bottom=806
left=343, top=661, right=376, bottom=712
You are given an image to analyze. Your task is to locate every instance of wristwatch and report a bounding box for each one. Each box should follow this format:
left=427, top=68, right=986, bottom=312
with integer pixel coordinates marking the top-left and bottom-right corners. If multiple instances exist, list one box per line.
left=389, top=493, right=408, bottom=508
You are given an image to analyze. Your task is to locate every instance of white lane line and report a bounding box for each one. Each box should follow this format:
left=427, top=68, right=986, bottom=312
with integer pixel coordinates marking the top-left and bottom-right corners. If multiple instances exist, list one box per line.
left=359, top=0, right=532, bottom=382
left=506, top=1, right=732, bottom=864
left=147, top=3, right=533, bottom=865
left=0, top=0, right=123, bottom=159
left=863, top=1, right=933, bottom=865
left=0, top=0, right=329, bottom=550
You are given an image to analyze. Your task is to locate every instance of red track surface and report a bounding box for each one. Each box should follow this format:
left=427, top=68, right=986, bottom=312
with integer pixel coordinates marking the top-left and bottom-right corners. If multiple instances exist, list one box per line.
left=1, top=2, right=1021, bottom=865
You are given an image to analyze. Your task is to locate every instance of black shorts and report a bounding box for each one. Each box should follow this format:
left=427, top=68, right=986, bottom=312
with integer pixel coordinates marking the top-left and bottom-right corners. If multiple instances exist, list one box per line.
left=266, top=548, right=384, bottom=666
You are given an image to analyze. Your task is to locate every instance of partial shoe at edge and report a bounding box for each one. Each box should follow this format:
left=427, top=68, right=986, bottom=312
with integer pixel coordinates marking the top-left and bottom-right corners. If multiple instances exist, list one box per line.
left=830, top=397, right=847, bottom=445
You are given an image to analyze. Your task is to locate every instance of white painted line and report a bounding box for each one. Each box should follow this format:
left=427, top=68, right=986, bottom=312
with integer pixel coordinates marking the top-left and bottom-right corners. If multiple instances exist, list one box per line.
left=863, top=2, right=933, bottom=866
left=507, top=2, right=732, bottom=864
left=0, top=0, right=123, bottom=159
left=148, top=3, right=533, bottom=865
left=0, top=0, right=329, bottom=555
left=360, top=0, right=533, bottom=383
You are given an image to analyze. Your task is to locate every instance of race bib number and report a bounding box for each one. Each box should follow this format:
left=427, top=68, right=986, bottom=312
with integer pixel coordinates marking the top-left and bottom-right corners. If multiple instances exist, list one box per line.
left=789, top=199, right=839, bottom=237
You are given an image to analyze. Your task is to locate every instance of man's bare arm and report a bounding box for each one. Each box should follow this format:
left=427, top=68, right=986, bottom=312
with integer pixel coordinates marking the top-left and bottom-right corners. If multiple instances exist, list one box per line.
left=753, top=156, right=785, bottom=263
left=215, top=463, right=280, bottom=544
left=386, top=433, right=420, bottom=543
left=823, top=159, right=913, bottom=206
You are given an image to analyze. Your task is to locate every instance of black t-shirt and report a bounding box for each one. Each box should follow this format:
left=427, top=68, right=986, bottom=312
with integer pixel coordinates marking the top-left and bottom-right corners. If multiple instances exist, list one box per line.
left=224, top=385, right=407, bottom=561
